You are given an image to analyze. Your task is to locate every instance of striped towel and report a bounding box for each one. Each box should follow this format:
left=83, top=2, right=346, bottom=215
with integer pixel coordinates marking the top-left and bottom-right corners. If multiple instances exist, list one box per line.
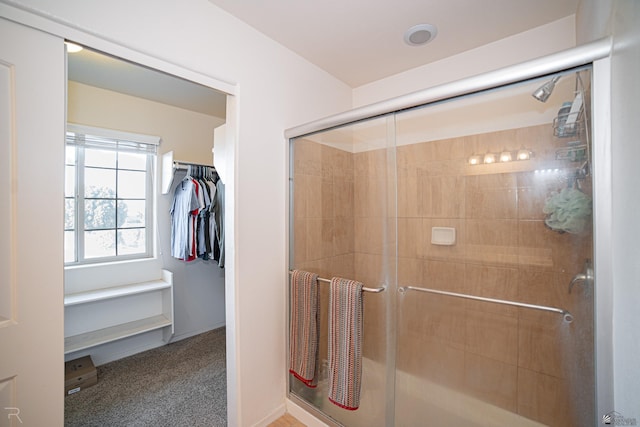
left=289, top=270, right=320, bottom=387
left=328, top=277, right=363, bottom=410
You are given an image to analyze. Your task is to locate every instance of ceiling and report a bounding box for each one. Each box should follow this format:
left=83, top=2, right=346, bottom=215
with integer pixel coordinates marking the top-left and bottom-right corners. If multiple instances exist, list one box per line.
left=208, top=0, right=580, bottom=87
left=67, top=48, right=227, bottom=118
left=67, top=1, right=579, bottom=117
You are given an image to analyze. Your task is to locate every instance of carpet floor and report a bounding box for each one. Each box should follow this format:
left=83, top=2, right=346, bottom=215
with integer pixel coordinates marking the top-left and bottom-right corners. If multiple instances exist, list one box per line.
left=65, top=327, right=227, bottom=427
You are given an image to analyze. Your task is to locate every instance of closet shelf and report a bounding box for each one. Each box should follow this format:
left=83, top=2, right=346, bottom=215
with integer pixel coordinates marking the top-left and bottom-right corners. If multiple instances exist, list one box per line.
left=64, top=269, right=174, bottom=355
left=64, top=315, right=172, bottom=354
left=64, top=279, right=171, bottom=306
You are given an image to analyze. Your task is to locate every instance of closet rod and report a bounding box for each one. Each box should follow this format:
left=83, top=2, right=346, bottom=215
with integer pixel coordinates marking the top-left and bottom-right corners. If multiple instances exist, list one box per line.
left=173, top=160, right=215, bottom=171
left=288, top=270, right=385, bottom=293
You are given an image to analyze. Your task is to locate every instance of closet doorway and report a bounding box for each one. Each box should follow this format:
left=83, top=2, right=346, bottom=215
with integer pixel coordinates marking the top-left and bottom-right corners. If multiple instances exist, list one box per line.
left=63, top=45, right=230, bottom=425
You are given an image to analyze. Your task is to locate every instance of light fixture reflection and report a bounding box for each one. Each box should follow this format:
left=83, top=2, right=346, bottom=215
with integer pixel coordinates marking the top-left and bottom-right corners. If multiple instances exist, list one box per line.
left=517, top=149, right=531, bottom=160
left=468, top=155, right=482, bottom=165
left=468, top=148, right=533, bottom=166
left=483, top=153, right=496, bottom=164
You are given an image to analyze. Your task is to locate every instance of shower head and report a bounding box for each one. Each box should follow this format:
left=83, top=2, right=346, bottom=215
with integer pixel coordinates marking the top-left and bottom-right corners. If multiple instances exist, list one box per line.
left=532, top=76, right=561, bottom=102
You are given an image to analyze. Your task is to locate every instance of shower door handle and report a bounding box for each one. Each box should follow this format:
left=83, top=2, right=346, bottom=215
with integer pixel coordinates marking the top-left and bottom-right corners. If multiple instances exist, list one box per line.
left=569, top=259, right=593, bottom=294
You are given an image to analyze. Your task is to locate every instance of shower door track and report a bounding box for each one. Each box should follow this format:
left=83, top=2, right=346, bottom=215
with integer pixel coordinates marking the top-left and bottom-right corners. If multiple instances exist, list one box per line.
left=399, top=285, right=573, bottom=322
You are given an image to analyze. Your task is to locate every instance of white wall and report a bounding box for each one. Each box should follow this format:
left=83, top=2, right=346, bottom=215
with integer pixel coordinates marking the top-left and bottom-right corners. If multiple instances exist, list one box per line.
left=64, top=81, right=226, bottom=365
left=1, top=1, right=352, bottom=426
left=609, top=0, right=640, bottom=420
left=353, top=15, right=576, bottom=108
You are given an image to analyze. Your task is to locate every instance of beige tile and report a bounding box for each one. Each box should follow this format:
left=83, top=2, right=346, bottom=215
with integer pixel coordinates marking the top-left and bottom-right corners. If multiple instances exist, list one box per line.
left=293, top=138, right=321, bottom=176
left=517, top=368, right=572, bottom=427
left=354, top=253, right=385, bottom=288
left=463, top=264, right=518, bottom=316
left=517, top=311, right=567, bottom=378
left=293, top=218, right=307, bottom=264
left=465, top=309, right=518, bottom=364
left=463, top=352, right=517, bottom=412
left=306, top=175, right=323, bottom=218
left=465, top=219, right=518, bottom=266
left=398, top=218, right=423, bottom=258
left=354, top=175, right=388, bottom=218
left=354, top=217, right=384, bottom=255
left=396, top=329, right=465, bottom=390
left=397, top=168, right=419, bottom=218
left=320, top=178, right=334, bottom=219
left=293, top=173, right=307, bottom=219
left=466, top=173, right=517, bottom=190
left=333, top=217, right=354, bottom=255
left=517, top=220, right=593, bottom=273
left=465, top=187, right=517, bottom=219
left=517, top=269, right=570, bottom=312
left=419, top=173, right=465, bottom=218
left=398, top=256, right=422, bottom=287
left=421, top=259, right=466, bottom=293
left=403, top=286, right=466, bottom=348
left=305, top=219, right=332, bottom=261
left=333, top=180, right=354, bottom=218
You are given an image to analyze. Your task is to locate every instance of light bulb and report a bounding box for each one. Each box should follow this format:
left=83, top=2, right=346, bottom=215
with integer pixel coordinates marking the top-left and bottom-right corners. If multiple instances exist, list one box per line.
left=517, top=149, right=531, bottom=160
left=468, top=155, right=482, bottom=165
left=500, top=151, right=512, bottom=162
left=483, top=153, right=496, bottom=164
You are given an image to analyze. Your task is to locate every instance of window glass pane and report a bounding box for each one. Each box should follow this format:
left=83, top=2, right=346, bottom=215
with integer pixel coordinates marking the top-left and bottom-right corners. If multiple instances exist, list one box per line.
left=118, top=170, right=146, bottom=199
left=64, top=230, right=76, bottom=263
left=118, top=229, right=146, bottom=255
left=85, top=168, right=116, bottom=198
left=65, top=198, right=75, bottom=230
left=65, top=165, right=76, bottom=197
left=85, top=148, right=116, bottom=168
left=84, top=199, right=116, bottom=229
left=118, top=200, right=146, bottom=228
left=65, top=145, right=76, bottom=165
left=84, top=230, right=116, bottom=258
left=118, top=152, right=147, bottom=170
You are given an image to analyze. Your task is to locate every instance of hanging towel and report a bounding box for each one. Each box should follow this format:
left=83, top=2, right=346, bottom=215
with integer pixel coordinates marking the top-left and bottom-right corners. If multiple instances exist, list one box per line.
left=289, top=270, right=320, bottom=387
left=328, top=277, right=363, bottom=410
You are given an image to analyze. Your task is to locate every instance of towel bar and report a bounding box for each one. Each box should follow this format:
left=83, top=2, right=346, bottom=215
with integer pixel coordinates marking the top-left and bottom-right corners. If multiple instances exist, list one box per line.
left=398, top=285, right=573, bottom=323
left=288, top=271, right=385, bottom=293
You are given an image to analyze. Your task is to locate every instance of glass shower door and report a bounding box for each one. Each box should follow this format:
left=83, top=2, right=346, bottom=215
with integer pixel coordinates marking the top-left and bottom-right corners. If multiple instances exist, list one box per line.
left=289, top=114, right=397, bottom=427
left=394, top=67, right=595, bottom=427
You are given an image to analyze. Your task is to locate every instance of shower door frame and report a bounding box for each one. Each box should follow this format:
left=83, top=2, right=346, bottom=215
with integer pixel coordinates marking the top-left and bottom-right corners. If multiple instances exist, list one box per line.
left=286, top=37, right=613, bottom=426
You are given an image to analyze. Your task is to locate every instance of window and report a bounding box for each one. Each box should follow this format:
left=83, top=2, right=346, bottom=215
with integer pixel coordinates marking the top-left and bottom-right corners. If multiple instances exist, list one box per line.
left=65, top=124, right=159, bottom=265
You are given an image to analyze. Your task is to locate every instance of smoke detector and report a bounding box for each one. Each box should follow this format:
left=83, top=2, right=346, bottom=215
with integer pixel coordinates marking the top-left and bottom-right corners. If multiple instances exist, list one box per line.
left=404, top=23, right=438, bottom=46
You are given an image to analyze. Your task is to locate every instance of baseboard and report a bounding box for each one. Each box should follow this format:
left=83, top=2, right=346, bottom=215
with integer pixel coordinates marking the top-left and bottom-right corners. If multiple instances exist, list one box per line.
left=251, top=403, right=286, bottom=427
left=286, top=398, right=330, bottom=427
left=169, top=321, right=226, bottom=343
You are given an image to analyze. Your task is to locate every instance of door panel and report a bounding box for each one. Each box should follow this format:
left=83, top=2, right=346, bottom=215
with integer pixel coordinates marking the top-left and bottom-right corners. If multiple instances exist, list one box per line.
left=394, top=68, right=595, bottom=427
left=0, top=17, right=65, bottom=427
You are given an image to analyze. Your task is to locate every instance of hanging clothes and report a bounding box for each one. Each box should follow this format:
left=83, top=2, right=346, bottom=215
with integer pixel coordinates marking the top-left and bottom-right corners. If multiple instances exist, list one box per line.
left=170, top=165, right=224, bottom=266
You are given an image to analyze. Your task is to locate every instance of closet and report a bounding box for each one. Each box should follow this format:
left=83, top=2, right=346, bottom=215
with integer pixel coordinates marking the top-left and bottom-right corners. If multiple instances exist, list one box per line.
left=64, top=46, right=227, bottom=367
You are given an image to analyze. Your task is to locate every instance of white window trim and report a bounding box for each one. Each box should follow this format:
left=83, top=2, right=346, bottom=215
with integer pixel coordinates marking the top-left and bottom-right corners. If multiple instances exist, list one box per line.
left=65, top=123, right=160, bottom=266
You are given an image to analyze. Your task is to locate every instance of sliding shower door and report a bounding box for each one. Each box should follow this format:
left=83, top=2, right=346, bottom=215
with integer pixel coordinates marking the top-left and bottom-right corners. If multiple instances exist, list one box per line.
left=289, top=115, right=397, bottom=427
left=394, top=67, right=595, bottom=427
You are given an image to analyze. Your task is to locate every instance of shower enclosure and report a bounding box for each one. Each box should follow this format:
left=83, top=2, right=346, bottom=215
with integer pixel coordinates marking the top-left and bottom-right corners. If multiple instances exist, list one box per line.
left=288, top=54, right=606, bottom=426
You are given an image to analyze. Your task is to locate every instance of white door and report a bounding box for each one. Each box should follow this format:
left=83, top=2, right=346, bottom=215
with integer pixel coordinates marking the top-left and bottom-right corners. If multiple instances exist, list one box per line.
left=0, top=17, right=65, bottom=427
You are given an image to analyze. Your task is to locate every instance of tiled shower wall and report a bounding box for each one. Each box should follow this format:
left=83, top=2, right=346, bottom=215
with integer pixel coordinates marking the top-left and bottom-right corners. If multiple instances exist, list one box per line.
left=292, top=123, right=593, bottom=426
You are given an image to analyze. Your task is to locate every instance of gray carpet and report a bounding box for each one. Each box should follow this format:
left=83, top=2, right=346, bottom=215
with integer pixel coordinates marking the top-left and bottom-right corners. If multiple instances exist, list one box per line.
left=65, top=327, right=227, bottom=427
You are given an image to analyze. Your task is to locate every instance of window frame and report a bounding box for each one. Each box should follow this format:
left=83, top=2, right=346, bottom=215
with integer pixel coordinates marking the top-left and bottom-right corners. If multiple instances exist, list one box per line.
left=65, top=123, right=160, bottom=266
